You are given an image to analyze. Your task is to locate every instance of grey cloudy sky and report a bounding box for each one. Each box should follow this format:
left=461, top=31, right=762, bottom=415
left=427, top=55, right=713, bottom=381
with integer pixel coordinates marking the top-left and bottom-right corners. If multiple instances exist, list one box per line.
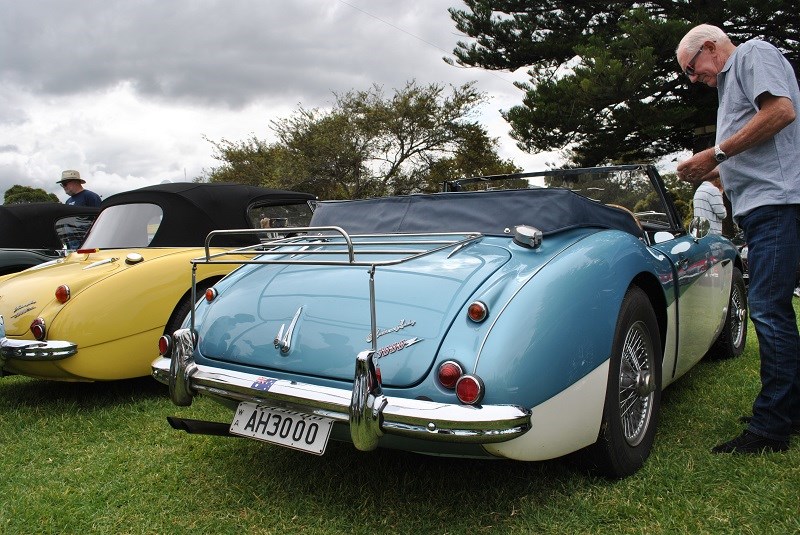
left=0, top=0, right=557, bottom=203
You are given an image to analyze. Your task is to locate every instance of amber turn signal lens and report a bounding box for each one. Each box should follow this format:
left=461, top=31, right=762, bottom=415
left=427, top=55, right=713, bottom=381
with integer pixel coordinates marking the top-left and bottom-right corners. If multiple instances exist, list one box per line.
left=55, top=285, right=71, bottom=304
left=205, top=288, right=217, bottom=302
left=467, top=301, right=488, bottom=322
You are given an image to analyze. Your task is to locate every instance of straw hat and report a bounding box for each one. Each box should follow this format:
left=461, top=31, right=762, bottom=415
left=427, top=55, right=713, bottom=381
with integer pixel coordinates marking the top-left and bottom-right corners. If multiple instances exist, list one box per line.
left=57, top=169, right=86, bottom=185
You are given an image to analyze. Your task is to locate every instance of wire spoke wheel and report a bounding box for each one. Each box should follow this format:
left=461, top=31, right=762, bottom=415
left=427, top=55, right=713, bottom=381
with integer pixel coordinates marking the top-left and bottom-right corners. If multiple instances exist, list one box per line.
left=728, top=281, right=747, bottom=349
left=618, top=320, right=655, bottom=446
left=707, top=267, right=748, bottom=360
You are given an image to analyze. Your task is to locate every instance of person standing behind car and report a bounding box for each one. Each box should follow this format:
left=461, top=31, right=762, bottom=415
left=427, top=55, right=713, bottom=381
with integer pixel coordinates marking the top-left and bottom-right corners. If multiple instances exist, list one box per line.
left=676, top=24, right=800, bottom=454
left=692, top=169, right=727, bottom=234
left=57, top=170, right=102, bottom=207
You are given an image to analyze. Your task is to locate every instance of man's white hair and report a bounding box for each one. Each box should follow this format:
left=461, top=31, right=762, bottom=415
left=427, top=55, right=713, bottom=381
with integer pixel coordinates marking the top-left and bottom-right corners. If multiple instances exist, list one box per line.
left=676, top=24, right=731, bottom=56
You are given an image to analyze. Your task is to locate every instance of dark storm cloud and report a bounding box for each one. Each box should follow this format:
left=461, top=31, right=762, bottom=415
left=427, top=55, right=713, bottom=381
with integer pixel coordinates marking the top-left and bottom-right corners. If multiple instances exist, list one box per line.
left=1, top=0, right=468, bottom=108
left=0, top=1, right=548, bottom=202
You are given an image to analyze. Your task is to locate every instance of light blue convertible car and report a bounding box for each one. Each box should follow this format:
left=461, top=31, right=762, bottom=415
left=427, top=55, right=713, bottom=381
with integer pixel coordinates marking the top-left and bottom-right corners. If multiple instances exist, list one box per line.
left=153, top=164, right=747, bottom=478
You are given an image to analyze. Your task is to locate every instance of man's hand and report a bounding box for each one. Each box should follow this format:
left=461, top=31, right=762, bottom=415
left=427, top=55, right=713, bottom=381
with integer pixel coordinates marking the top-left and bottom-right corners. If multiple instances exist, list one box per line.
left=677, top=148, right=717, bottom=184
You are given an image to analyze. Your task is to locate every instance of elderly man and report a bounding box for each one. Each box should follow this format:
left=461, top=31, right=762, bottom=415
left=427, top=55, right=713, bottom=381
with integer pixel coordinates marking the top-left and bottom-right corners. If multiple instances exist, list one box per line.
left=57, top=170, right=102, bottom=207
left=676, top=24, right=800, bottom=454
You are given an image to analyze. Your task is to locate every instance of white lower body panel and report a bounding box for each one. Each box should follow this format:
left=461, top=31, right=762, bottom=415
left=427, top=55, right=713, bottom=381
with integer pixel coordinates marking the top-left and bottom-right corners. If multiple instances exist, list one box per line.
left=484, top=359, right=609, bottom=461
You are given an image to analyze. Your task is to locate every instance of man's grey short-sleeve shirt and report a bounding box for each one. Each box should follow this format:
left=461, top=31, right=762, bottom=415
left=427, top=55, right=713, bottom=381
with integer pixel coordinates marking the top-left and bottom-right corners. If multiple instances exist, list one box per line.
left=716, top=39, right=800, bottom=221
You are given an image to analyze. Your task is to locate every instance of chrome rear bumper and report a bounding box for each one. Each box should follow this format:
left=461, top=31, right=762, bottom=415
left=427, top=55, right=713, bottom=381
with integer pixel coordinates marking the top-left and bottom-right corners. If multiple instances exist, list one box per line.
left=153, top=328, right=531, bottom=450
left=0, top=315, right=77, bottom=365
left=0, top=338, right=77, bottom=361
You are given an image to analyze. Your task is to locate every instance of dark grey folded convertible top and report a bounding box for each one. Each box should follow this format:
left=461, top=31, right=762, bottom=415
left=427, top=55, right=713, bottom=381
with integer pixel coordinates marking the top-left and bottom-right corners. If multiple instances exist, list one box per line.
left=310, top=188, right=643, bottom=238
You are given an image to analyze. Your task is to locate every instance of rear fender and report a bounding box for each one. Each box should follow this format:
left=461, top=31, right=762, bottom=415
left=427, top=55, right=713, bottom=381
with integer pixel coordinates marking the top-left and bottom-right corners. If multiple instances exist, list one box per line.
left=441, top=231, right=672, bottom=409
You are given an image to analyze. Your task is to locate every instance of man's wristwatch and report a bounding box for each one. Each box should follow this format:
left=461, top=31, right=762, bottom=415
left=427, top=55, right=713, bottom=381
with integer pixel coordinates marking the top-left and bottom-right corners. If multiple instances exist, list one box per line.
left=713, top=145, right=728, bottom=162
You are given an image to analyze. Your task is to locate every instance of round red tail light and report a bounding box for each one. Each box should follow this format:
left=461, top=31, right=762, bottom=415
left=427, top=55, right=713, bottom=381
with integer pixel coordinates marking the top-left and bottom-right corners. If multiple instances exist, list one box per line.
left=456, top=374, right=485, bottom=405
left=30, top=317, right=46, bottom=341
left=55, top=285, right=71, bottom=304
left=205, top=287, right=218, bottom=302
left=467, top=301, right=488, bottom=322
left=437, top=360, right=463, bottom=389
left=158, top=335, right=171, bottom=356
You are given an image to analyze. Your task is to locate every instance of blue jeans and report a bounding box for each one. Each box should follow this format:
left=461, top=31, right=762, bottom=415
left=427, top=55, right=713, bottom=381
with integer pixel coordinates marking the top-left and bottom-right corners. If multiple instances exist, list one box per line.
left=740, top=204, right=800, bottom=441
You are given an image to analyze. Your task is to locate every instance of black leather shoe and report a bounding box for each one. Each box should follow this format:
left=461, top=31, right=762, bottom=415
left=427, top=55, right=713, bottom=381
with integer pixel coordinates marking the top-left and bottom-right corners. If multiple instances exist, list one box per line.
left=738, top=415, right=800, bottom=435
left=712, top=430, right=789, bottom=454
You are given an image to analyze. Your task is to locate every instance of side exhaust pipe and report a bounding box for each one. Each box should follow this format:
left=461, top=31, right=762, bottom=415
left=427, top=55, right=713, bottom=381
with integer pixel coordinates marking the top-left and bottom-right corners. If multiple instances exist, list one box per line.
left=166, top=416, right=239, bottom=437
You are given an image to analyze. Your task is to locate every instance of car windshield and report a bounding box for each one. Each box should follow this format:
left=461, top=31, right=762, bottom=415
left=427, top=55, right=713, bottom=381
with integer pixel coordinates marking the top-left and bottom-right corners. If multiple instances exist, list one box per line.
left=545, top=169, right=671, bottom=229
left=54, top=215, right=96, bottom=250
left=81, top=203, right=163, bottom=249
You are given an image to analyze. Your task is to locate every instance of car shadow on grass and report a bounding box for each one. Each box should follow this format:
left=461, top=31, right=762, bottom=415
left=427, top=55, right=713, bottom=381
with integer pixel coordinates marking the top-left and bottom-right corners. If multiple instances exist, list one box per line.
left=0, top=374, right=168, bottom=410
left=178, top=429, right=610, bottom=531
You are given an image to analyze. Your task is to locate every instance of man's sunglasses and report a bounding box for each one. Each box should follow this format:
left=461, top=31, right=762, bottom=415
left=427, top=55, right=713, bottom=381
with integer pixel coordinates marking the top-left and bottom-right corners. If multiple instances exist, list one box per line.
left=683, top=47, right=704, bottom=77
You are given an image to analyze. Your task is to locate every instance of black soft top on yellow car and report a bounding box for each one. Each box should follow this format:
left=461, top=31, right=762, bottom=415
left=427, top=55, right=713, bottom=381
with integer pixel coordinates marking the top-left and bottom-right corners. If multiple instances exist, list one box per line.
left=89, top=182, right=316, bottom=248
left=0, top=203, right=99, bottom=249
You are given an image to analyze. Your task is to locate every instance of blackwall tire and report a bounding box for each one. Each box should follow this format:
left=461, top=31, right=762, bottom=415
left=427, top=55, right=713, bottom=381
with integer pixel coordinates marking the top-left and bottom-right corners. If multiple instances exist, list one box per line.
left=588, top=286, right=662, bottom=479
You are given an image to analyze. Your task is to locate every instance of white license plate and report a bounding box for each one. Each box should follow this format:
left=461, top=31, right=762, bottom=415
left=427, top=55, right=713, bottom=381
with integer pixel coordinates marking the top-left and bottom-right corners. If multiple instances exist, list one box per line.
left=229, top=402, right=333, bottom=455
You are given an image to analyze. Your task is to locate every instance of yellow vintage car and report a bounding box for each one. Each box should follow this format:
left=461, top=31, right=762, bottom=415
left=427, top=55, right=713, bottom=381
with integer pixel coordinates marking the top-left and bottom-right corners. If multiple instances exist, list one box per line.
left=0, top=182, right=315, bottom=381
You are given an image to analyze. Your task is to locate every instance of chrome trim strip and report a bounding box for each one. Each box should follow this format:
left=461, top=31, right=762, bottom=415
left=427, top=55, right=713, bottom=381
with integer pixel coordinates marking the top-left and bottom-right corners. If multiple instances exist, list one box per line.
left=83, top=257, right=118, bottom=270
left=154, top=329, right=531, bottom=447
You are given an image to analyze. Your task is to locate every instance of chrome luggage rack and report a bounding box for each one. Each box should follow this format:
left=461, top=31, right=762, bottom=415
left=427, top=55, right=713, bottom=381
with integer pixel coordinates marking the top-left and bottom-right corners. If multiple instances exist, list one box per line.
left=190, top=226, right=483, bottom=350
left=198, top=226, right=482, bottom=266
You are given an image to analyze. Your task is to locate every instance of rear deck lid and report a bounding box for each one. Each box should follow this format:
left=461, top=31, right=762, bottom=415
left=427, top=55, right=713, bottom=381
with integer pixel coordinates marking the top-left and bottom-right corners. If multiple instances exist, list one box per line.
left=195, top=237, right=511, bottom=387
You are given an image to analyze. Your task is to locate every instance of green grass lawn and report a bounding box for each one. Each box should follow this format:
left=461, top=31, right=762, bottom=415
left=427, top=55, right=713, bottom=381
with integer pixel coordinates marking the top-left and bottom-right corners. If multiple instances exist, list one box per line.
left=1, top=307, right=799, bottom=534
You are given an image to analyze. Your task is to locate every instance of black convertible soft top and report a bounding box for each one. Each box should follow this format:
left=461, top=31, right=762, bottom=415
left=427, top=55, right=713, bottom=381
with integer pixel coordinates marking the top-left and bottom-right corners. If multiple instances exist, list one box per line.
left=0, top=203, right=100, bottom=248
left=310, top=188, right=643, bottom=238
left=100, top=182, right=316, bottom=247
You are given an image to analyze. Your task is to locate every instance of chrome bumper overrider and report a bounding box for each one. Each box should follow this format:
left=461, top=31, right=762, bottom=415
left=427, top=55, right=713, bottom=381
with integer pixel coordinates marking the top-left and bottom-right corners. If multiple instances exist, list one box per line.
left=153, top=328, right=532, bottom=451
